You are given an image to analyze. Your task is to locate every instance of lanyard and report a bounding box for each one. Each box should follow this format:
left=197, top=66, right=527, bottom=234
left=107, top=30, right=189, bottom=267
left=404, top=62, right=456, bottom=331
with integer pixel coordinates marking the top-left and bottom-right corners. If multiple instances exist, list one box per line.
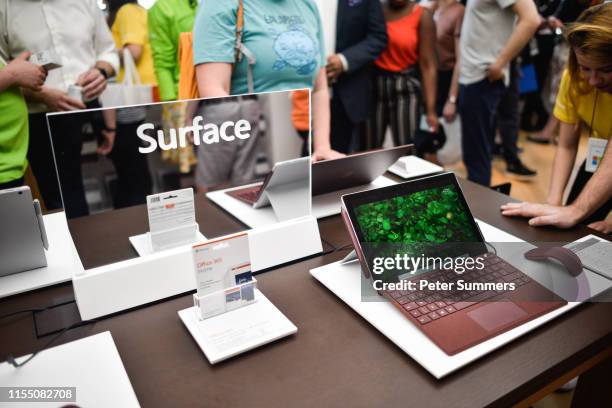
left=588, top=90, right=599, bottom=138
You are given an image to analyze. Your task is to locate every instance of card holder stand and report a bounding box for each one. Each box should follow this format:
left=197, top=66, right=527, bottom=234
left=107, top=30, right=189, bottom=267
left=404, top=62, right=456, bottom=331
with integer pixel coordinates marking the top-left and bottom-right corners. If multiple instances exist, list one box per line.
left=193, top=278, right=258, bottom=321
left=150, top=222, right=199, bottom=251
left=129, top=223, right=204, bottom=257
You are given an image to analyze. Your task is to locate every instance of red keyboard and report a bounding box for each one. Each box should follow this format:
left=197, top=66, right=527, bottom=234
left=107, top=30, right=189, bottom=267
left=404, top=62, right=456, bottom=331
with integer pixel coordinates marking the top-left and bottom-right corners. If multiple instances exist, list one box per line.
left=226, top=185, right=262, bottom=204
left=234, top=189, right=260, bottom=203
left=385, top=254, right=532, bottom=325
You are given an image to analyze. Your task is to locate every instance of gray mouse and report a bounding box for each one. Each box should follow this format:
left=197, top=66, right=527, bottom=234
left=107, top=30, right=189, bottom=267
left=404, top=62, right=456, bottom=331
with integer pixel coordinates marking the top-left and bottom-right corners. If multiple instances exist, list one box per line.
left=524, top=247, right=583, bottom=277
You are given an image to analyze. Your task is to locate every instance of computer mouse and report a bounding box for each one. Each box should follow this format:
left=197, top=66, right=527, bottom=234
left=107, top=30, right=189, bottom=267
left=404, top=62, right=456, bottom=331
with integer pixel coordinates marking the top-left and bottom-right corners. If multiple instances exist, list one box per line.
left=524, top=247, right=583, bottom=277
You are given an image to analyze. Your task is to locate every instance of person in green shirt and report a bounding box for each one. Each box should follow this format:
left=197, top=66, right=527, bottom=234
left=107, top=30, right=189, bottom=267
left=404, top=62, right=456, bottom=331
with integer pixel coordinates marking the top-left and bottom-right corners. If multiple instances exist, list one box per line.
left=0, top=52, right=47, bottom=190
left=148, top=0, right=198, bottom=101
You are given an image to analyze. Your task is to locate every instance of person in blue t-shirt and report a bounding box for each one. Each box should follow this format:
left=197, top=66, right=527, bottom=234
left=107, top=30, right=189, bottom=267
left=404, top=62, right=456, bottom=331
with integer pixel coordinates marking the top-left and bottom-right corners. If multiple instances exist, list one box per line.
left=193, top=0, right=342, bottom=161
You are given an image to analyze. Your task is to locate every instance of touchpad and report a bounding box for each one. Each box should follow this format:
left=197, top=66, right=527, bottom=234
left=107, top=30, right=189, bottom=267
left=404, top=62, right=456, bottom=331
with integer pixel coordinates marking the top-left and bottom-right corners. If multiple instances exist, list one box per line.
left=467, top=301, right=528, bottom=332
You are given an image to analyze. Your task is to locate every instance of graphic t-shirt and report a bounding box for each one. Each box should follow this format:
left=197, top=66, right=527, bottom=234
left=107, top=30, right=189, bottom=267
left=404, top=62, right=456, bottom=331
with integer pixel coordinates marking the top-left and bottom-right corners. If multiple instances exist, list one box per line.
left=193, top=0, right=325, bottom=95
left=0, top=59, right=29, bottom=183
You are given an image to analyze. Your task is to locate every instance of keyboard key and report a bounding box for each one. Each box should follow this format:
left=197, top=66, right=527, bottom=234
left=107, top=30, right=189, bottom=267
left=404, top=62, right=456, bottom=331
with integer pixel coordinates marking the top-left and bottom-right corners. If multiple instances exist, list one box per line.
left=417, top=316, right=432, bottom=325
left=428, top=311, right=441, bottom=320
left=488, top=256, right=501, bottom=265
left=427, top=304, right=439, bottom=312
left=501, top=264, right=517, bottom=273
left=503, top=272, right=522, bottom=282
left=417, top=301, right=427, bottom=307
left=517, top=277, right=531, bottom=286
left=418, top=306, right=430, bottom=315
left=389, top=291, right=403, bottom=299
left=397, top=296, right=411, bottom=305
left=403, top=302, right=417, bottom=311
left=407, top=294, right=417, bottom=301
left=435, top=301, right=446, bottom=308
left=409, top=309, right=421, bottom=318
left=444, top=305, right=457, bottom=314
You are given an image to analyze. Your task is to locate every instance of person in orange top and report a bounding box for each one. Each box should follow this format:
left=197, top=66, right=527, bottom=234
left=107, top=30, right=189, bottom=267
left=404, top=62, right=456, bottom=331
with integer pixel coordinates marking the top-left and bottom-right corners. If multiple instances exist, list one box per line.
left=364, top=0, right=438, bottom=150
left=291, top=90, right=311, bottom=157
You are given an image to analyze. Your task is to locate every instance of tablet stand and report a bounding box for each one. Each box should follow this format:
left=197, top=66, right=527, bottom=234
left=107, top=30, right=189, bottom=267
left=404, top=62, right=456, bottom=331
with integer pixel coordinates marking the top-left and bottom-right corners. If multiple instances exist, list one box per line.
left=193, top=278, right=258, bottom=320
left=263, top=181, right=310, bottom=222
left=341, top=250, right=357, bottom=264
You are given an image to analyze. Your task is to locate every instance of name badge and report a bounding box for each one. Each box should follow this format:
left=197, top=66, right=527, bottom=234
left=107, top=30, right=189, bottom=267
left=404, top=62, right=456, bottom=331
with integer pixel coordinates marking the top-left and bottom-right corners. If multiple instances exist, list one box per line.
left=585, top=137, right=607, bottom=173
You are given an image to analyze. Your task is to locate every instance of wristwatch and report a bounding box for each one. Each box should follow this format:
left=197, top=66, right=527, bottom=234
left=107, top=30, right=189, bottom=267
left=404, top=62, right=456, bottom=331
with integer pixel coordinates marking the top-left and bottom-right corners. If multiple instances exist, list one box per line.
left=448, top=95, right=457, bottom=104
left=96, top=67, right=109, bottom=79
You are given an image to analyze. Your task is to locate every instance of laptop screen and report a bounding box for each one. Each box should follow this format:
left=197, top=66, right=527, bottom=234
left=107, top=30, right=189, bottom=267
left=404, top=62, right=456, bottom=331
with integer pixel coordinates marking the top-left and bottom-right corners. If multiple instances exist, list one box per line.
left=344, top=174, right=487, bottom=279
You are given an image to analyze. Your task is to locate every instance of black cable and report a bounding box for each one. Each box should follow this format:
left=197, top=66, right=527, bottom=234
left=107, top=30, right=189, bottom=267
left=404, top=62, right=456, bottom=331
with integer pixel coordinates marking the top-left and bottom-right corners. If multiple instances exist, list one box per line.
left=0, top=308, right=47, bottom=321
left=336, top=243, right=354, bottom=252
left=0, top=300, right=76, bottom=322
left=6, top=319, right=97, bottom=368
left=485, top=241, right=498, bottom=256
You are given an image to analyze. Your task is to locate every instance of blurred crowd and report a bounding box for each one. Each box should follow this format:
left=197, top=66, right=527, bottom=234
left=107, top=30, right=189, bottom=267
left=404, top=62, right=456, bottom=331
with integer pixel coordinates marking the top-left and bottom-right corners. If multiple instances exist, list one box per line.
left=0, top=0, right=610, bottom=231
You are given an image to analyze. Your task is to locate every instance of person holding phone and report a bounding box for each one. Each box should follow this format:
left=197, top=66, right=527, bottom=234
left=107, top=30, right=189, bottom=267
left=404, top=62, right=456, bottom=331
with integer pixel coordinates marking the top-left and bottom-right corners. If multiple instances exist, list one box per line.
left=0, top=0, right=118, bottom=216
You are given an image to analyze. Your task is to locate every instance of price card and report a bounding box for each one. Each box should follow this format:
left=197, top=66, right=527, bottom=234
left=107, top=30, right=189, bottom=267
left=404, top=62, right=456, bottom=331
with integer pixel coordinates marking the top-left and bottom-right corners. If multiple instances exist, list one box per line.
left=192, top=232, right=252, bottom=298
left=146, top=188, right=196, bottom=234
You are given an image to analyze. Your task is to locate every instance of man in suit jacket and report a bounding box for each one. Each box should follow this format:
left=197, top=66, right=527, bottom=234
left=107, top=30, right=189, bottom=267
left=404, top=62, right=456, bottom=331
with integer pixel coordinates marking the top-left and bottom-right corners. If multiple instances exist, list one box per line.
left=325, top=0, right=387, bottom=153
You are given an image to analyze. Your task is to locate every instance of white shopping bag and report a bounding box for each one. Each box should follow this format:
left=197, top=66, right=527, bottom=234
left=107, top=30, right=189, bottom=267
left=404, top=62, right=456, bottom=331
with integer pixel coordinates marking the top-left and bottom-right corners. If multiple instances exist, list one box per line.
left=437, top=115, right=462, bottom=166
left=99, top=48, right=153, bottom=108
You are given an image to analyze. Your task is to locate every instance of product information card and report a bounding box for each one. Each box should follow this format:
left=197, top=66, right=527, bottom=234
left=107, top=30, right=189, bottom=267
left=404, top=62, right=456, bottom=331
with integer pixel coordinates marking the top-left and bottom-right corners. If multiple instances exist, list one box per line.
left=192, top=233, right=254, bottom=319
left=147, top=188, right=196, bottom=234
left=192, top=232, right=251, bottom=296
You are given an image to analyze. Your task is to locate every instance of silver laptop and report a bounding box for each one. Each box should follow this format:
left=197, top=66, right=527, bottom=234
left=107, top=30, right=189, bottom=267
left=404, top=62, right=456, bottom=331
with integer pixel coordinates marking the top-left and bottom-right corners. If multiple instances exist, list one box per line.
left=0, top=186, right=48, bottom=277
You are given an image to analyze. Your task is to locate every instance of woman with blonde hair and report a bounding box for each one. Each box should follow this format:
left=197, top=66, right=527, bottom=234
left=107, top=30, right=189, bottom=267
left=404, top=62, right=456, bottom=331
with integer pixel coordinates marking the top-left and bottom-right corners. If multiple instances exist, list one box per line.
left=501, top=3, right=612, bottom=232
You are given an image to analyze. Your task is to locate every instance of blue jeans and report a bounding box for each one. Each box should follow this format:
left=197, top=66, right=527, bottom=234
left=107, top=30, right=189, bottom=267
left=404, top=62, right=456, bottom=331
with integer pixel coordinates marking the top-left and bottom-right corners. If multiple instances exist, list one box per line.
left=459, top=79, right=506, bottom=186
